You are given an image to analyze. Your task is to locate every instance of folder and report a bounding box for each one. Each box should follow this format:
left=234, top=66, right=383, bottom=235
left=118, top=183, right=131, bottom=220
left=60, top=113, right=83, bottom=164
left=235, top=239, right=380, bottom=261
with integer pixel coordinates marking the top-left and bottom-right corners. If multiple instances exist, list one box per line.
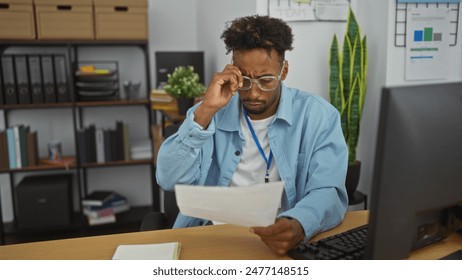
left=85, top=125, right=97, bottom=163
left=54, top=55, right=70, bottom=103
left=28, top=55, right=45, bottom=104
left=41, top=55, right=57, bottom=103
left=0, top=130, right=9, bottom=170
left=0, top=61, right=4, bottom=105
left=15, top=55, right=31, bottom=104
left=77, top=130, right=88, bottom=164
left=1, top=56, right=17, bottom=105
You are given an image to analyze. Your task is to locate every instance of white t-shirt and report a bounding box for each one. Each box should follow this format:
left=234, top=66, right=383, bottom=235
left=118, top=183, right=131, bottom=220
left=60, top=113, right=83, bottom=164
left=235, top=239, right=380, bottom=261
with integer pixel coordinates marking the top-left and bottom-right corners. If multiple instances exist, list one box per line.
left=230, top=110, right=281, bottom=186
left=212, top=110, right=284, bottom=225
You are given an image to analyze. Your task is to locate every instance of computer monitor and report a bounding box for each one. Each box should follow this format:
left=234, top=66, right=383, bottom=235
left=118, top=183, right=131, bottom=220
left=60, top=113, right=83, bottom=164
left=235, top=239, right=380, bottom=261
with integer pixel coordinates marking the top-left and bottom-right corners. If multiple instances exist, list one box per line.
left=365, top=81, right=462, bottom=259
left=155, top=51, right=204, bottom=88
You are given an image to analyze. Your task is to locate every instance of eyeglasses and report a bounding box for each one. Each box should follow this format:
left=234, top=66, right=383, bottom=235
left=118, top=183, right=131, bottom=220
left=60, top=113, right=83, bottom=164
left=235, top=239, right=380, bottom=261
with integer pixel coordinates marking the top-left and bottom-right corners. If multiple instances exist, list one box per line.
left=238, top=61, right=286, bottom=92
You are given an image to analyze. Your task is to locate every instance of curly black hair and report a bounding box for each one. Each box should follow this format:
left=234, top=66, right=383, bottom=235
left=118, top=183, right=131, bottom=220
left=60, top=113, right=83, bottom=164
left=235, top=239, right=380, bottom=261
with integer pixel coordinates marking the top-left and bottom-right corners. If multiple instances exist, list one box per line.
left=221, top=15, right=294, bottom=61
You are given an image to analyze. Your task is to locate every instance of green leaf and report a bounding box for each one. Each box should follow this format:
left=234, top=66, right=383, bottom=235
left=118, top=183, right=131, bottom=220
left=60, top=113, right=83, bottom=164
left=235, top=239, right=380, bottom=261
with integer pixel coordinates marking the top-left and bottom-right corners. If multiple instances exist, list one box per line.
left=329, top=35, right=343, bottom=112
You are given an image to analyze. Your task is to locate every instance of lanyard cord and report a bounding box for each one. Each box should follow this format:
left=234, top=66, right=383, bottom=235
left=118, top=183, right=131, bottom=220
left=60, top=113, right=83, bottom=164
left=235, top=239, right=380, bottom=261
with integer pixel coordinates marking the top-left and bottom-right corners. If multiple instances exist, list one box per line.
left=243, top=109, right=273, bottom=183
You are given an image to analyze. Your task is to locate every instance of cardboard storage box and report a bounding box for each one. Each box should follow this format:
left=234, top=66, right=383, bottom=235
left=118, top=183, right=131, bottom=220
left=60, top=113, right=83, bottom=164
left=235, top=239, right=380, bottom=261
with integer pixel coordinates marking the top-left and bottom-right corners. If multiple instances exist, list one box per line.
left=94, top=0, right=148, bottom=40
left=35, top=0, right=94, bottom=39
left=0, top=0, right=35, bottom=39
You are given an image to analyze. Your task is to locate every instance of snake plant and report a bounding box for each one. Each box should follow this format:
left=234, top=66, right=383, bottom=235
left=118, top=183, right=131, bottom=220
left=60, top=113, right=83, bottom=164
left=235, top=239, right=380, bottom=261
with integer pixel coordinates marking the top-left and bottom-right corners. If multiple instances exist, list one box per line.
left=329, top=9, right=368, bottom=165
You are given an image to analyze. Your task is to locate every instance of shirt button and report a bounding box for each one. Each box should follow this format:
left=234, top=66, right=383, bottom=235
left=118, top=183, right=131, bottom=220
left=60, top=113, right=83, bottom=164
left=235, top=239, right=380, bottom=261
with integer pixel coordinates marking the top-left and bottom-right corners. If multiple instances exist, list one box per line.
left=235, top=151, right=241, bottom=156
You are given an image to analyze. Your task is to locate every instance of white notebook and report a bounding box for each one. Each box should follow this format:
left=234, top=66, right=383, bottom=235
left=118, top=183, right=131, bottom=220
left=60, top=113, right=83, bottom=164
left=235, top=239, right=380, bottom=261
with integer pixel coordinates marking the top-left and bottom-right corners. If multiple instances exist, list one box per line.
left=112, top=242, right=181, bottom=260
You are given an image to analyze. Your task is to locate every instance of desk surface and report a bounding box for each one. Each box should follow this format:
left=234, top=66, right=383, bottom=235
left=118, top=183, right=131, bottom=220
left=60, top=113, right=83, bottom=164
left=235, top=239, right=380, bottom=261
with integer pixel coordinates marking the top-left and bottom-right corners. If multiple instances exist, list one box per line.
left=0, top=210, right=460, bottom=260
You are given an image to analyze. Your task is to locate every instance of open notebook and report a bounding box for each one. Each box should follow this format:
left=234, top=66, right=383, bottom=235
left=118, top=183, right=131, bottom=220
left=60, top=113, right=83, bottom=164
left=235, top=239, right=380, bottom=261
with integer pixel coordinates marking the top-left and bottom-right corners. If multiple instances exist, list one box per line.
left=112, top=242, right=181, bottom=260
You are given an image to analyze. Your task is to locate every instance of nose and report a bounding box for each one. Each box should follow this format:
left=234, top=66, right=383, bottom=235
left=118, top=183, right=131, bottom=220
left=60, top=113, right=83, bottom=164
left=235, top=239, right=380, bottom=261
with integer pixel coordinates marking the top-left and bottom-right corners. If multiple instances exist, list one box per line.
left=244, top=81, right=261, bottom=98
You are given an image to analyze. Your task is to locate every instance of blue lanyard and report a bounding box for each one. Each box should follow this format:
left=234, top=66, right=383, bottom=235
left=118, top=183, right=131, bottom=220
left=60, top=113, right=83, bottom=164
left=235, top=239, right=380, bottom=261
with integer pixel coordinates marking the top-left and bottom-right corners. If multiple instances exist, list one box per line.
left=243, top=109, right=273, bottom=183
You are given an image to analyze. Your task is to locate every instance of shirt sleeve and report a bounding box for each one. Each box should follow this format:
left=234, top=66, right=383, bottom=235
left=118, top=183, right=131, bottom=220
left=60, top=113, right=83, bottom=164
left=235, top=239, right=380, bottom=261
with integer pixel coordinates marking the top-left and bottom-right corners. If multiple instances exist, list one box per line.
left=155, top=109, right=215, bottom=191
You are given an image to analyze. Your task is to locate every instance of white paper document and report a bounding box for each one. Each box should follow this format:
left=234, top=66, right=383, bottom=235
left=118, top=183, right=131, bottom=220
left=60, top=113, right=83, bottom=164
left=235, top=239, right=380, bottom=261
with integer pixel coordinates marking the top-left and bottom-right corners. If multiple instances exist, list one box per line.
left=112, top=242, right=181, bottom=260
left=175, top=182, right=284, bottom=227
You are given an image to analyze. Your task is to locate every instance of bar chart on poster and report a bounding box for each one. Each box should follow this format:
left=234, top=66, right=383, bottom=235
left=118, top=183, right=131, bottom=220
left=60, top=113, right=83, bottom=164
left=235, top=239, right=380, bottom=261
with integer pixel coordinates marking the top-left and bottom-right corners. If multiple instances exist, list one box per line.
left=268, top=0, right=351, bottom=22
left=401, top=1, right=461, bottom=80
left=395, top=0, right=460, bottom=47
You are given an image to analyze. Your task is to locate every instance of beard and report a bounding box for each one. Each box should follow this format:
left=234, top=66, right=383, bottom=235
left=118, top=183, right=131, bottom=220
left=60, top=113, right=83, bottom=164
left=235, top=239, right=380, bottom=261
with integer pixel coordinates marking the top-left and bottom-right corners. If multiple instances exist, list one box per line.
left=241, top=100, right=267, bottom=115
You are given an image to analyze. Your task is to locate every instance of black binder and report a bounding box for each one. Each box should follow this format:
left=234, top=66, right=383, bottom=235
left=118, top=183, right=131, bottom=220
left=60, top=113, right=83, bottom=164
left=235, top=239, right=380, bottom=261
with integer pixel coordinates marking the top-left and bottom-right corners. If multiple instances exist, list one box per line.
left=0, top=59, right=4, bottom=105
left=1, top=55, right=17, bottom=105
left=53, top=55, right=69, bottom=103
left=28, top=55, right=44, bottom=104
left=14, top=55, right=31, bottom=104
left=41, top=55, right=57, bottom=103
left=85, top=125, right=97, bottom=163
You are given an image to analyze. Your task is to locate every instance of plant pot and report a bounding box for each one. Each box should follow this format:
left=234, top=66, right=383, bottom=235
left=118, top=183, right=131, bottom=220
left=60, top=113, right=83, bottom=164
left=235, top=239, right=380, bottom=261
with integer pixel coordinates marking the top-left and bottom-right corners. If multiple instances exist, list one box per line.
left=346, top=160, right=361, bottom=198
left=176, top=97, right=195, bottom=115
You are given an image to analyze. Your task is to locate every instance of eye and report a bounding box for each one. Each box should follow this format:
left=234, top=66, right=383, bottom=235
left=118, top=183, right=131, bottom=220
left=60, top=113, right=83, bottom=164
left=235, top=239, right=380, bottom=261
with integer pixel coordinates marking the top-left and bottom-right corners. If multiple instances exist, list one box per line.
left=259, top=77, right=275, bottom=84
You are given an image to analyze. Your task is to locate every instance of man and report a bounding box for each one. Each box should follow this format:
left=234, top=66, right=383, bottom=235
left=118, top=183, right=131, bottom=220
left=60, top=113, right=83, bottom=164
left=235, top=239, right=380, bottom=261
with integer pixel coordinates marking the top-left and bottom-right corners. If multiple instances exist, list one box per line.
left=156, top=15, right=348, bottom=255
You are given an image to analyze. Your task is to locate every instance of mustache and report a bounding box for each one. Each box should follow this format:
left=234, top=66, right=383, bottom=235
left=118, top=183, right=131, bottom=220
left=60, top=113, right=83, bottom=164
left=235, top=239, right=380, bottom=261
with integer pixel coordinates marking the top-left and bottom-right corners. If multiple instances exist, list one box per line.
left=240, top=98, right=265, bottom=104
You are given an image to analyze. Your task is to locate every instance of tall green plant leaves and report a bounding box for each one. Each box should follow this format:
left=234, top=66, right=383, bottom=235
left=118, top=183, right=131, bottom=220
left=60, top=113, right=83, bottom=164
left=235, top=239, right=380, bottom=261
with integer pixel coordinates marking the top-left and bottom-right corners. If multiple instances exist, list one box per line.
left=348, top=74, right=361, bottom=164
left=342, top=35, right=352, bottom=103
left=329, top=35, right=342, bottom=111
left=328, top=9, right=367, bottom=165
left=360, top=36, right=368, bottom=115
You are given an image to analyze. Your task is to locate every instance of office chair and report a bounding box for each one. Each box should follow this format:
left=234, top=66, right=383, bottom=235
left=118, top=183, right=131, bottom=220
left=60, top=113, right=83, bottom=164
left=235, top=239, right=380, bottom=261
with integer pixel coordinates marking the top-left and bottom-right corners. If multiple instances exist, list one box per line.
left=140, top=123, right=181, bottom=231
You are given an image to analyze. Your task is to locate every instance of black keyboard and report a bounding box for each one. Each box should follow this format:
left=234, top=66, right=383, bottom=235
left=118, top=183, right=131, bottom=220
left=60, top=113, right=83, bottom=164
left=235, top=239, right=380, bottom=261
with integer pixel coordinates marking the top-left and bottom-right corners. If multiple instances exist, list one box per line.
left=288, top=224, right=368, bottom=260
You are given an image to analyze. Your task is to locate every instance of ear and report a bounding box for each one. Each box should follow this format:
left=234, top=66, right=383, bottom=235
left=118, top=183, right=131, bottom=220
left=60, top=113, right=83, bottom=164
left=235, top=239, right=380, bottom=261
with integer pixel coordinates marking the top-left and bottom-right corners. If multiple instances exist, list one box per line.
left=281, top=61, right=289, bottom=81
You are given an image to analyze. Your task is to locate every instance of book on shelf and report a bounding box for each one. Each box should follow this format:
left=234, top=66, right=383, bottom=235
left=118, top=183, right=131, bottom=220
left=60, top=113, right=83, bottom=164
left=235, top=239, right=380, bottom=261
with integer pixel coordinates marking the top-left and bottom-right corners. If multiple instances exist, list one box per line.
left=130, top=138, right=152, bottom=160
left=0, top=130, right=9, bottom=170
left=95, top=128, right=105, bottom=163
left=112, top=242, right=181, bottom=260
left=81, top=190, right=116, bottom=207
left=83, top=193, right=130, bottom=218
left=83, top=202, right=130, bottom=219
left=6, top=128, right=16, bottom=169
left=79, top=121, right=129, bottom=164
left=87, top=213, right=116, bottom=226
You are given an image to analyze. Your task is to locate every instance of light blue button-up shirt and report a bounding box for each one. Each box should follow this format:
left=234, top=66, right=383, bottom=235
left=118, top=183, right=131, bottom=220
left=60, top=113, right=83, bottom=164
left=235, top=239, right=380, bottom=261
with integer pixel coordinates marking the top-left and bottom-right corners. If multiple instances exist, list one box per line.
left=156, top=84, right=348, bottom=240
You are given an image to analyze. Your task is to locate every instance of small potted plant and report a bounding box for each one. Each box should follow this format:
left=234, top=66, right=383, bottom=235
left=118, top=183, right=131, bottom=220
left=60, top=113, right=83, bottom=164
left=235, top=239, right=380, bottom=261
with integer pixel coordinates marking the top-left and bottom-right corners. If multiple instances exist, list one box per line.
left=163, top=65, right=205, bottom=115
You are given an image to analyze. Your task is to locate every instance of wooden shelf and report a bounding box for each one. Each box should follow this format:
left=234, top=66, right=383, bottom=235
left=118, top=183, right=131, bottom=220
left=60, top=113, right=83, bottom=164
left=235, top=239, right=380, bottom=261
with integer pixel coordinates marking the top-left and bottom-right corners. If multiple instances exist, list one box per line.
left=0, top=40, right=148, bottom=46
left=81, top=159, right=153, bottom=168
left=0, top=103, right=73, bottom=110
left=0, top=40, right=157, bottom=245
left=0, top=157, right=77, bottom=173
left=76, top=99, right=150, bottom=107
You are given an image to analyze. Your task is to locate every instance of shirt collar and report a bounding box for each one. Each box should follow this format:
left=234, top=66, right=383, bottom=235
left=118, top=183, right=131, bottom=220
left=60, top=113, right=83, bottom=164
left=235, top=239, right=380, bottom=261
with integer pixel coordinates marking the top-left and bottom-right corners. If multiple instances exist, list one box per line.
left=217, top=83, right=293, bottom=132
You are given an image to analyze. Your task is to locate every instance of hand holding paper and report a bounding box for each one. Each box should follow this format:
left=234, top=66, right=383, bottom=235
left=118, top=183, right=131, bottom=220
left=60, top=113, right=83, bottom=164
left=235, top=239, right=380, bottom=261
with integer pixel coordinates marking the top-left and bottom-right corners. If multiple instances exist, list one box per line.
left=175, top=181, right=284, bottom=227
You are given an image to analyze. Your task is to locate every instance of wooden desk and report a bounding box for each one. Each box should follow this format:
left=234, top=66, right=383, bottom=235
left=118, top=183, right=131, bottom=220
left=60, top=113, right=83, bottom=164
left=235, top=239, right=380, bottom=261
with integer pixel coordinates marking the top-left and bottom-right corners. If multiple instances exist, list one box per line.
left=0, top=211, right=460, bottom=260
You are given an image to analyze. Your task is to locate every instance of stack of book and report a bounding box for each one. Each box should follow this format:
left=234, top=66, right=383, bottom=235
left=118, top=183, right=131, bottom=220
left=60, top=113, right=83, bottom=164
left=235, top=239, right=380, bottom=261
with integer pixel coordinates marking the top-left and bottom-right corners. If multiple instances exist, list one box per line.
left=0, top=125, right=38, bottom=170
left=130, top=138, right=152, bottom=160
left=81, top=191, right=130, bottom=226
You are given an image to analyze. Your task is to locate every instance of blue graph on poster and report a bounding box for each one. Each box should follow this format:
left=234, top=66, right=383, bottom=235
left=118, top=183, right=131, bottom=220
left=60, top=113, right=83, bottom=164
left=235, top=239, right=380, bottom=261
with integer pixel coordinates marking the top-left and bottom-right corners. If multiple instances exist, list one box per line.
left=395, top=0, right=460, bottom=47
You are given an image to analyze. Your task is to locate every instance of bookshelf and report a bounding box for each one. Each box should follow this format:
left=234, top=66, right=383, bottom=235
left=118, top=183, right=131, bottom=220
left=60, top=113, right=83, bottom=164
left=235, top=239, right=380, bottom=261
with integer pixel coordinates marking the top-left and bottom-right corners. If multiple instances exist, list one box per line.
left=0, top=40, right=158, bottom=244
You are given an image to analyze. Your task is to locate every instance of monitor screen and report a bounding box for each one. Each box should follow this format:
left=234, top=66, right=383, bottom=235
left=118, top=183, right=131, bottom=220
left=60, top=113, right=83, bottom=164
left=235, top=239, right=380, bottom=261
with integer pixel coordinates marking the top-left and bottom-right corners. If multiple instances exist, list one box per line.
left=155, top=51, right=204, bottom=89
left=366, top=81, right=462, bottom=259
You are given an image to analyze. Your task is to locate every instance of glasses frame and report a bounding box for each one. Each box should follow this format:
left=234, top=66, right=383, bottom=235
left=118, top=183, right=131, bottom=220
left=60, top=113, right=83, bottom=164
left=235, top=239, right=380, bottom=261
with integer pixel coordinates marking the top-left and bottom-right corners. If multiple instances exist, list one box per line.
left=237, top=60, right=286, bottom=92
